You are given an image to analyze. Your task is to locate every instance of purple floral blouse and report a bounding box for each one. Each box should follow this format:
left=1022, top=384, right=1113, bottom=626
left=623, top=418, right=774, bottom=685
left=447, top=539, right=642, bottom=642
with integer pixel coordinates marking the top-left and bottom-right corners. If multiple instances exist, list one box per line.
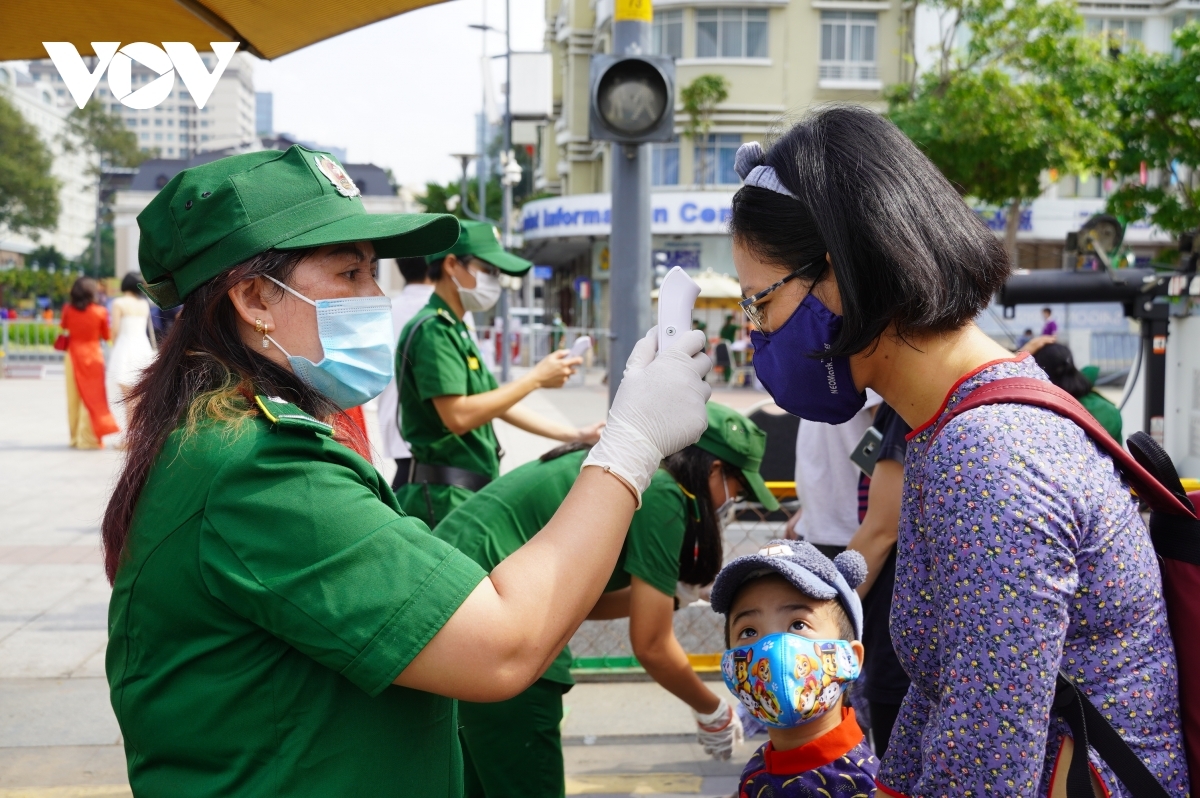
left=877, top=356, right=1189, bottom=797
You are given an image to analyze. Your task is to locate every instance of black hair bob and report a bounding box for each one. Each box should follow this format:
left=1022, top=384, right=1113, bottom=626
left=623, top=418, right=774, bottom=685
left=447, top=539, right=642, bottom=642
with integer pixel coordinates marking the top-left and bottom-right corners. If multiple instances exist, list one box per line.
left=729, top=106, right=1010, bottom=359
left=1032, top=343, right=1092, bottom=399
left=121, top=271, right=144, bottom=294
left=541, top=442, right=727, bottom=587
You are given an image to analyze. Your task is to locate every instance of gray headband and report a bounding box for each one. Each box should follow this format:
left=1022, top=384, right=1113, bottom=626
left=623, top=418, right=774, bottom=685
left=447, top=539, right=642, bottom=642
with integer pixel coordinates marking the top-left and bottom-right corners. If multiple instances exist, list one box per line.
left=734, top=141, right=798, bottom=200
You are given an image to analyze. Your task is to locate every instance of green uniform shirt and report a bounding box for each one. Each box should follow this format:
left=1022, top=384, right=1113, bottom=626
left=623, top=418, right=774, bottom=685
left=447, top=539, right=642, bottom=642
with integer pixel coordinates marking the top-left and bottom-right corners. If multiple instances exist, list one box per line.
left=434, top=450, right=687, bottom=685
left=106, top=396, right=487, bottom=797
left=396, top=293, right=500, bottom=479
left=1081, top=389, right=1123, bottom=442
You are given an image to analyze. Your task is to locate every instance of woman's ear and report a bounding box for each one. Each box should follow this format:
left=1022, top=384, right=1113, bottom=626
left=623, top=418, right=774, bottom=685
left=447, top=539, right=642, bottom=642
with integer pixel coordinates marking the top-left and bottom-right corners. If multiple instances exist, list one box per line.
left=709, top=459, right=725, bottom=477
left=227, top=277, right=276, bottom=333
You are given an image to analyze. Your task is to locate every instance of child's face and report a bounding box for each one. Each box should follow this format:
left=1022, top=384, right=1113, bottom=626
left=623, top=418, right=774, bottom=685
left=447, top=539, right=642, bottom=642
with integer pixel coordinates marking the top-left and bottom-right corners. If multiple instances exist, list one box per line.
left=728, top=574, right=844, bottom=644
left=728, top=574, right=864, bottom=668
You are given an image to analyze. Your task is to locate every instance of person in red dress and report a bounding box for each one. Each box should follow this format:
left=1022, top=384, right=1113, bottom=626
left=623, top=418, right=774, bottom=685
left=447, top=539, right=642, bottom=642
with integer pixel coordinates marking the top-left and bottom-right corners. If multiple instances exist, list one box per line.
left=60, top=277, right=119, bottom=449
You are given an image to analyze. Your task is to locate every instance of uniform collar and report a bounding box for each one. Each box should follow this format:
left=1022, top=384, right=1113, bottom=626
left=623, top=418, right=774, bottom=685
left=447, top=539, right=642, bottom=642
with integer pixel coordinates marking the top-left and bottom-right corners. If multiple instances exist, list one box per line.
left=762, top=708, right=864, bottom=775
left=427, top=291, right=461, bottom=323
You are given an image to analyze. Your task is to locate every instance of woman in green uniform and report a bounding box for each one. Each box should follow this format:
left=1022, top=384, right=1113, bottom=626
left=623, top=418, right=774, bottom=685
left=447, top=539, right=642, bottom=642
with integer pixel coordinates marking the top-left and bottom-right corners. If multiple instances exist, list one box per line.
left=100, top=146, right=713, bottom=797
left=435, top=403, right=780, bottom=798
left=395, top=220, right=604, bottom=528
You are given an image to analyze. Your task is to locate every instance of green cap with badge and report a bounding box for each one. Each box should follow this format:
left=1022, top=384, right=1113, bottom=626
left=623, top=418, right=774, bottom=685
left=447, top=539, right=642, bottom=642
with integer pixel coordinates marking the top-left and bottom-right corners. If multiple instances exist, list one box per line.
left=425, top=219, right=532, bottom=275
left=135, top=146, right=461, bottom=308
left=695, top=403, right=780, bottom=511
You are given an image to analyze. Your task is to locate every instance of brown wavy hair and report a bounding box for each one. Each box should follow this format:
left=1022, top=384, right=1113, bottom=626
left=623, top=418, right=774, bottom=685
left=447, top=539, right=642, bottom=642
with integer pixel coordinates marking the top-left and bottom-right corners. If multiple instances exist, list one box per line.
left=100, top=249, right=366, bottom=583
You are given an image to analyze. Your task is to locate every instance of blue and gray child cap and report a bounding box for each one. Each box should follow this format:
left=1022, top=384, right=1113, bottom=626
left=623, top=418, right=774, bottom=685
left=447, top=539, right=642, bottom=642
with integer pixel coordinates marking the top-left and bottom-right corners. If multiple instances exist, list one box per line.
left=709, top=539, right=867, bottom=639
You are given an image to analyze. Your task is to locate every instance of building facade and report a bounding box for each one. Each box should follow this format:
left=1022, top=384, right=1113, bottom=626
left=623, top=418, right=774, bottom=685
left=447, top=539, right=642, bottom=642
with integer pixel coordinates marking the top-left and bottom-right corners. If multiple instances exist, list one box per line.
left=528, top=0, right=906, bottom=329
left=26, top=52, right=257, bottom=159
left=0, top=66, right=98, bottom=262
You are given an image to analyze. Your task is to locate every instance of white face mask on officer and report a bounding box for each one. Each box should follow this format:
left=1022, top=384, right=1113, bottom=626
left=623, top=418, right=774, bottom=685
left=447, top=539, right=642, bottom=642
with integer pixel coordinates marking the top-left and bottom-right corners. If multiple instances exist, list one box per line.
left=452, top=260, right=502, bottom=313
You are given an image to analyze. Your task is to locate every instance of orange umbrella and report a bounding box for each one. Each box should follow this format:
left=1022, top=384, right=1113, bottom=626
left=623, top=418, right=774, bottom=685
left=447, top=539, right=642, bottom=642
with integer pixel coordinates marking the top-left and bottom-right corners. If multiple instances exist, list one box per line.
left=3, top=0, right=451, bottom=60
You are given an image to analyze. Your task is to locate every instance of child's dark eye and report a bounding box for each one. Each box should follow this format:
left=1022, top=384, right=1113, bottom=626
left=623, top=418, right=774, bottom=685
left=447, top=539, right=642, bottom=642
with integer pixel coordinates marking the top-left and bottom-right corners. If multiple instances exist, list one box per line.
left=737, top=626, right=758, bottom=640
left=789, top=619, right=809, bottom=633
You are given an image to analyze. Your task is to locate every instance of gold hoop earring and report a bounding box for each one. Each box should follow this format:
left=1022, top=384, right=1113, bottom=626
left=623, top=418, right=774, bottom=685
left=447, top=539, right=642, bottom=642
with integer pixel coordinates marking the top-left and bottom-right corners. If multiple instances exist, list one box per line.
left=255, top=319, right=270, bottom=349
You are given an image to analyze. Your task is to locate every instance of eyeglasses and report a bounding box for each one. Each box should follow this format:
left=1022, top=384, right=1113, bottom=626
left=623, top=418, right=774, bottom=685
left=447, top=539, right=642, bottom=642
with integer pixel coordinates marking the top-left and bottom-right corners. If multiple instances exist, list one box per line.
left=737, top=258, right=823, bottom=332
left=463, top=256, right=499, bottom=278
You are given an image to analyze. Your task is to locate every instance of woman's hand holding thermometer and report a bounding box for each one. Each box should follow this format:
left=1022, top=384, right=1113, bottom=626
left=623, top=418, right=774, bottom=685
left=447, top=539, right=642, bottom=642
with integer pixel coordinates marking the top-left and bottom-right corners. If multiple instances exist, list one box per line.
left=569, top=336, right=592, bottom=358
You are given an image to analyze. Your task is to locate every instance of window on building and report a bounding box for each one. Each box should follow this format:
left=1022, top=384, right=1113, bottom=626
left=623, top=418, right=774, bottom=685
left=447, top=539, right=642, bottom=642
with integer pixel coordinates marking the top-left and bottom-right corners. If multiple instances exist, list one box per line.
left=111, top=104, right=121, bottom=112
left=140, top=133, right=148, bottom=141
left=820, top=12, right=878, bottom=81
left=180, top=133, right=189, bottom=142
left=652, top=9, right=684, bottom=58
left=126, top=118, right=136, bottom=127
left=652, top=140, right=680, bottom=185
left=1085, top=17, right=1144, bottom=50
left=168, top=148, right=175, bottom=155
left=697, top=9, right=768, bottom=58
left=141, top=118, right=149, bottom=126
left=155, top=133, right=163, bottom=141
left=694, top=133, right=742, bottom=184
left=155, top=118, right=163, bottom=126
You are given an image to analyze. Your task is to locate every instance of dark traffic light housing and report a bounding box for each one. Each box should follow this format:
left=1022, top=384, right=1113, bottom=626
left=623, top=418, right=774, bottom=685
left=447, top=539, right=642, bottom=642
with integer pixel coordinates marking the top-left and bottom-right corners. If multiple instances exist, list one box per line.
left=589, top=54, right=675, bottom=143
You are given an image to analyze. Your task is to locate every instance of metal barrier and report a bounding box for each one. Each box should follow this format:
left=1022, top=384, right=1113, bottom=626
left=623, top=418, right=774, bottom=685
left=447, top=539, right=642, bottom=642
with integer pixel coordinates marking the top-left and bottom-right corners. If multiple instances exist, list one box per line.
left=568, top=500, right=796, bottom=670
left=0, top=320, right=63, bottom=363
left=482, top=326, right=611, bottom=369
left=1090, top=331, right=1138, bottom=377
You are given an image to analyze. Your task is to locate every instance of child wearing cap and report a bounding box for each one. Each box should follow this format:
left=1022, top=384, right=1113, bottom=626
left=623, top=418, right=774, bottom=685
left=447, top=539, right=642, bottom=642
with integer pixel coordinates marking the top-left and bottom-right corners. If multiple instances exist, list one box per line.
left=710, top=539, right=877, bottom=797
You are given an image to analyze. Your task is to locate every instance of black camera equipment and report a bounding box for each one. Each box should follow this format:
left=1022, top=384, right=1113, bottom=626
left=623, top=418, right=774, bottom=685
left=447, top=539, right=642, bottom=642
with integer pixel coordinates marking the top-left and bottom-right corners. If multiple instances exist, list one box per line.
left=997, top=215, right=1198, bottom=442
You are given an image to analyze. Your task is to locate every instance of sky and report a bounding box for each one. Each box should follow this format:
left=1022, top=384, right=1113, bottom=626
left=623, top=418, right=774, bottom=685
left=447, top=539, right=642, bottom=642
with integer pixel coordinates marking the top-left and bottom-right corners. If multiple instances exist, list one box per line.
left=253, top=0, right=546, bottom=190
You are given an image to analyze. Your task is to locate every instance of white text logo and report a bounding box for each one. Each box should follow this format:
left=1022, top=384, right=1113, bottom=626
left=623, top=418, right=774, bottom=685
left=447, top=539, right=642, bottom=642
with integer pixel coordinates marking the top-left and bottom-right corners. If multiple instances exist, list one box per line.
left=42, top=42, right=239, bottom=110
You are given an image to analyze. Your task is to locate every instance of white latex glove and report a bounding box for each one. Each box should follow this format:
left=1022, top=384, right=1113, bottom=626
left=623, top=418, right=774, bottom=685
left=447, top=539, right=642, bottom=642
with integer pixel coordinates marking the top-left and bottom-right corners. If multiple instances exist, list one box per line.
left=694, top=696, right=745, bottom=761
left=583, top=326, right=711, bottom=505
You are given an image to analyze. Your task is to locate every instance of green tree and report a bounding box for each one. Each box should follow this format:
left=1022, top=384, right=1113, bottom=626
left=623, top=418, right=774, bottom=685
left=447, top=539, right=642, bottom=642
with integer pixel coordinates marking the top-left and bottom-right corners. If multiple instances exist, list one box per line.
left=887, top=0, right=1113, bottom=267
left=419, top=177, right=503, bottom=222
left=79, top=225, right=115, bottom=278
left=0, top=91, right=60, bottom=238
left=61, top=102, right=148, bottom=171
left=28, top=245, right=71, bottom=271
left=1102, top=23, right=1200, bottom=239
left=680, top=75, right=730, bottom=188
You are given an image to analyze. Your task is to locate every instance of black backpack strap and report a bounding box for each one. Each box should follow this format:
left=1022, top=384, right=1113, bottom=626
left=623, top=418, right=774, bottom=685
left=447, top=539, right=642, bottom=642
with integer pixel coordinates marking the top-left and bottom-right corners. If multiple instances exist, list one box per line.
left=1054, top=671, right=1172, bottom=798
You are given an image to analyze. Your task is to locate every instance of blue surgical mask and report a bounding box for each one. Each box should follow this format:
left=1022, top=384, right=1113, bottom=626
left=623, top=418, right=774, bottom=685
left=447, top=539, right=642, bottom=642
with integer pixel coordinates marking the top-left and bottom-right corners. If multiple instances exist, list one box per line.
left=749, top=293, right=866, bottom=424
left=264, top=277, right=395, bottom=410
left=722, top=633, right=859, bottom=729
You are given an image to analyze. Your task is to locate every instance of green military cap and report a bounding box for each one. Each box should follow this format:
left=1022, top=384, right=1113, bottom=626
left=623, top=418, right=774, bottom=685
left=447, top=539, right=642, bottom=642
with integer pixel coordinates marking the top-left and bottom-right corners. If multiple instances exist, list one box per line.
left=136, top=146, right=461, bottom=308
left=695, top=403, right=780, bottom=511
left=425, top=219, right=532, bottom=275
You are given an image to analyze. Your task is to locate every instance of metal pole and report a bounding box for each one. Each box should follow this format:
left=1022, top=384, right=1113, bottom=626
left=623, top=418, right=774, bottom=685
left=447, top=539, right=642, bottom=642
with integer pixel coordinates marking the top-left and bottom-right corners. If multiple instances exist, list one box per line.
left=606, top=17, right=653, bottom=404
left=93, top=155, right=103, bottom=279
left=500, top=0, right=514, bottom=383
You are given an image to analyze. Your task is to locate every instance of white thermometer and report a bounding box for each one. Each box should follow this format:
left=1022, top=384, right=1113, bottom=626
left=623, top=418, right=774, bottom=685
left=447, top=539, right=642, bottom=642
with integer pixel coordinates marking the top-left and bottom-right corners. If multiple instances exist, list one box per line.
left=569, top=335, right=592, bottom=358
left=657, top=266, right=702, bottom=354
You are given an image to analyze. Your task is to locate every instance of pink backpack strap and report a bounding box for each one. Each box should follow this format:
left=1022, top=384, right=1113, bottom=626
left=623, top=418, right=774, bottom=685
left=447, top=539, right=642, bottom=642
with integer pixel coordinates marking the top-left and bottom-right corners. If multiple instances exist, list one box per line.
left=930, top=377, right=1197, bottom=520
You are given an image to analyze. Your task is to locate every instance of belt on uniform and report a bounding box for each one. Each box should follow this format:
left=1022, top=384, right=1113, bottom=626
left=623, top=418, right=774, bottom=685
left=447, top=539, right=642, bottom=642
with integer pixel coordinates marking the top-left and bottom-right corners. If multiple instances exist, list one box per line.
left=401, top=461, right=492, bottom=492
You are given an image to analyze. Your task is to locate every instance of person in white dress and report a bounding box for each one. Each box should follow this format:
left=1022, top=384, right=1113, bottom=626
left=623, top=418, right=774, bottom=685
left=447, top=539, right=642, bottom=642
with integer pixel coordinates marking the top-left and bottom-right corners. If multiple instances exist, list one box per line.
left=377, top=257, right=437, bottom=488
left=107, top=272, right=156, bottom=432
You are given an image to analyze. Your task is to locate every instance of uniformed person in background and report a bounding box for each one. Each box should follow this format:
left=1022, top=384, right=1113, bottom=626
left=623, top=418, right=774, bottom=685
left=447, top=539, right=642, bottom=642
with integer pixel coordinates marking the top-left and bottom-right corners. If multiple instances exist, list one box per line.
left=101, top=146, right=714, bottom=796
left=436, top=403, right=779, bottom=798
left=394, top=220, right=603, bottom=527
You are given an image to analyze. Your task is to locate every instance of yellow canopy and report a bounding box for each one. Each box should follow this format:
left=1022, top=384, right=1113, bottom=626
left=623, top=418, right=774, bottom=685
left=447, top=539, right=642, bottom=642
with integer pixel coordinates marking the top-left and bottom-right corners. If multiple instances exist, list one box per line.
left=652, top=268, right=743, bottom=309
left=3, top=0, right=450, bottom=61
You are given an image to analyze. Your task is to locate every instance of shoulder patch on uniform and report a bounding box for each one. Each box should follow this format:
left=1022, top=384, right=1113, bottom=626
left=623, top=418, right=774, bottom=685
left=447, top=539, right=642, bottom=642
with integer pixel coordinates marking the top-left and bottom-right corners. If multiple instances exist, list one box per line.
left=254, top=395, right=334, bottom=436
left=434, top=308, right=457, bottom=324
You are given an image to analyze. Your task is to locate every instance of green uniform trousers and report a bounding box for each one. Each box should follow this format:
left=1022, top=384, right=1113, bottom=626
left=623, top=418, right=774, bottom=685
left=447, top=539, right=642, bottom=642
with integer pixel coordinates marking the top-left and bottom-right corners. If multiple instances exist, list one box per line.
left=394, top=482, right=476, bottom=530
left=459, top=678, right=567, bottom=798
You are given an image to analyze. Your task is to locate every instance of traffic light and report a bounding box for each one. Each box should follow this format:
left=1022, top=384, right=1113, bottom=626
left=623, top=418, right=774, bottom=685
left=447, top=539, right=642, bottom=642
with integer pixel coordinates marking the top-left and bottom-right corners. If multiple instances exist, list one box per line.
left=588, top=54, right=675, bottom=143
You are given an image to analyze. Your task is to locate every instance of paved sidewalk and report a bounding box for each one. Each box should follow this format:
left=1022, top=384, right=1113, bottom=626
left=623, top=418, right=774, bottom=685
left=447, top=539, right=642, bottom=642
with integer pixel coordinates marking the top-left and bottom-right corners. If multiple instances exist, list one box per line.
left=0, top=374, right=772, bottom=797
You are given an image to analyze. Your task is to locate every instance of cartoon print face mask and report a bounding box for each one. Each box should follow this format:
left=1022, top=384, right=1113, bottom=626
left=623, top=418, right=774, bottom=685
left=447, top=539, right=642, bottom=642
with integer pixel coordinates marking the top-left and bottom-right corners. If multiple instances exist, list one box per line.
left=722, top=634, right=859, bottom=729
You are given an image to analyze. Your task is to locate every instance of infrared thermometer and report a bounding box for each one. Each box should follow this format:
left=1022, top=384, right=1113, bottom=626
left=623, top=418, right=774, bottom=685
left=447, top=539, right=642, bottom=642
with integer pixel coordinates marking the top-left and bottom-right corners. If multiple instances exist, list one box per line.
left=657, top=266, right=702, bottom=354
left=569, top=335, right=593, bottom=358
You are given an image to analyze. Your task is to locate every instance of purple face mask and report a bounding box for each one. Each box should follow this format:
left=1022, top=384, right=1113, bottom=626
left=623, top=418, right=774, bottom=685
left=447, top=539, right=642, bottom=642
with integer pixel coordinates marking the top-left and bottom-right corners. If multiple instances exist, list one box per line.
left=750, top=293, right=866, bottom=424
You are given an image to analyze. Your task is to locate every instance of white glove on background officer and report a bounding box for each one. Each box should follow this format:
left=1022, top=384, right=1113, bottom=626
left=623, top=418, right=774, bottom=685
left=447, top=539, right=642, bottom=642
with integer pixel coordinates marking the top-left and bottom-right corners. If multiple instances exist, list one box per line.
left=583, top=327, right=711, bottom=504
left=694, top=696, right=745, bottom=761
